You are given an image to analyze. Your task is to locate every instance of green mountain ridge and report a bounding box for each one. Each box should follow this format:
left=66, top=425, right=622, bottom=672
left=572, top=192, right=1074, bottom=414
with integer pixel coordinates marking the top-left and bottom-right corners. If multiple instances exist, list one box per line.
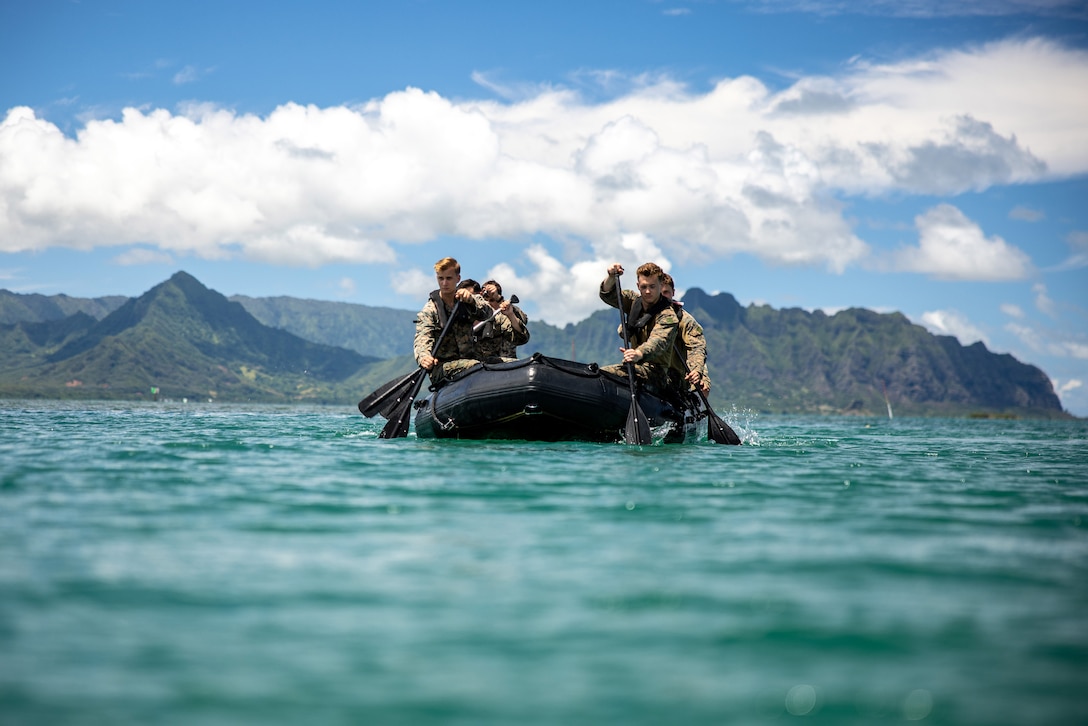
left=0, top=272, right=381, bottom=403
left=0, top=272, right=1070, bottom=417
left=0, top=289, right=129, bottom=324
left=230, top=295, right=414, bottom=360
left=679, top=290, right=1063, bottom=417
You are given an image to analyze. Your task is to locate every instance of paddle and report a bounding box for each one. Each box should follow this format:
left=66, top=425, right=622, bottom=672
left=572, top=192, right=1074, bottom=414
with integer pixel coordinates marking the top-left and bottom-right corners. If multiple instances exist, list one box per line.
left=614, top=275, right=653, bottom=445
left=376, top=366, right=429, bottom=439
left=358, top=367, right=424, bottom=419
left=360, top=295, right=500, bottom=420
left=672, top=343, right=741, bottom=445
left=356, top=300, right=464, bottom=439
left=471, top=294, right=519, bottom=335
left=378, top=299, right=465, bottom=439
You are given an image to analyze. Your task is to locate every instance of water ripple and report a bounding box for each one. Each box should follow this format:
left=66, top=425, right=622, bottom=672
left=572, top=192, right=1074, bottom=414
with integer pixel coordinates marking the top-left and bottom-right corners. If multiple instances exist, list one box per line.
left=2, top=401, right=1086, bottom=725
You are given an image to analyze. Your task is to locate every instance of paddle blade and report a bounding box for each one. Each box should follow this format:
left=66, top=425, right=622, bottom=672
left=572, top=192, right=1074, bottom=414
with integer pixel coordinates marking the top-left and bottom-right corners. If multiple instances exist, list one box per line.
left=377, top=369, right=428, bottom=439
left=378, top=400, right=414, bottom=439
left=625, top=400, right=653, bottom=445
left=373, top=373, right=424, bottom=419
left=358, top=369, right=420, bottom=418
left=706, top=409, right=742, bottom=445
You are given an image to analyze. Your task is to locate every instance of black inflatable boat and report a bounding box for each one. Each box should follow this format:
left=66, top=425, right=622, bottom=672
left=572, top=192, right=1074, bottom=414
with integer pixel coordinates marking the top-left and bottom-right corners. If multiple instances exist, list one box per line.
left=413, top=353, right=699, bottom=442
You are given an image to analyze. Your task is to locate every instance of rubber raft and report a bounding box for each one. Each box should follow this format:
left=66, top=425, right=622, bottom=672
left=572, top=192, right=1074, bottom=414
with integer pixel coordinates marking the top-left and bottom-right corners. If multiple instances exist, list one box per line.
left=414, top=353, right=700, bottom=443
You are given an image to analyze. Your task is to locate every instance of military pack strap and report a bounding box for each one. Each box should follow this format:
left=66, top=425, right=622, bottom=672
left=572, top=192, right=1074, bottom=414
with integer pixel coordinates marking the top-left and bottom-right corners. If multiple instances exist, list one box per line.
left=474, top=319, right=495, bottom=343
left=429, top=290, right=449, bottom=329
left=627, top=295, right=672, bottom=335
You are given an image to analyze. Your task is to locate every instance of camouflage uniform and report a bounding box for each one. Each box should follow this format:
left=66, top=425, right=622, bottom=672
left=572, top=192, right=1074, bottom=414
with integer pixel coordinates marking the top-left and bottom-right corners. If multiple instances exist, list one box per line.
left=414, top=292, right=491, bottom=384
left=669, top=302, right=711, bottom=393
left=472, top=304, right=530, bottom=361
left=599, top=284, right=679, bottom=393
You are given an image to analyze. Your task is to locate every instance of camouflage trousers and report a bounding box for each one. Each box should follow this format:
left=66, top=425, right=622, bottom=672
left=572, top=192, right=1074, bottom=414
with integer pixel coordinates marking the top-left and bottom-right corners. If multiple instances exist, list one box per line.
left=600, top=362, right=679, bottom=397
left=428, top=358, right=482, bottom=386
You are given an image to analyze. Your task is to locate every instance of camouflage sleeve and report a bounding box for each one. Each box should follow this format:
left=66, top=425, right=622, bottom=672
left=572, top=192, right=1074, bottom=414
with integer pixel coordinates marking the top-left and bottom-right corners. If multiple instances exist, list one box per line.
left=413, top=300, right=440, bottom=365
left=599, top=280, right=635, bottom=313
left=680, top=314, right=707, bottom=374
left=701, top=364, right=712, bottom=392
left=511, top=320, right=530, bottom=346
left=510, top=305, right=529, bottom=345
left=636, top=306, right=678, bottom=363
left=466, top=293, right=490, bottom=321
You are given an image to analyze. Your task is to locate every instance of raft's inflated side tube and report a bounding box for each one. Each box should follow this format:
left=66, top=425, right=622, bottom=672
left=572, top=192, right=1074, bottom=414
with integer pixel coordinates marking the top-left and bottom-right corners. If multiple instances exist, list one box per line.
left=414, top=353, right=696, bottom=442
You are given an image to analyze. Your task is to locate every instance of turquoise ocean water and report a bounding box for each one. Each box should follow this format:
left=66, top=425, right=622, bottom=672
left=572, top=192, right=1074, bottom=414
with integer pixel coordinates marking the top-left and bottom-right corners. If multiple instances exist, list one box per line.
left=1, top=400, right=1086, bottom=725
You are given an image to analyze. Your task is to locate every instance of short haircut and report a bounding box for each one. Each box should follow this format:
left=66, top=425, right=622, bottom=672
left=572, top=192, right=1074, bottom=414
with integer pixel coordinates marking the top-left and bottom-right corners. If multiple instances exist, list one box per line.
left=660, top=272, right=675, bottom=290
left=482, top=279, right=503, bottom=296
left=457, top=278, right=481, bottom=293
left=636, top=262, right=665, bottom=283
left=434, top=257, right=460, bottom=274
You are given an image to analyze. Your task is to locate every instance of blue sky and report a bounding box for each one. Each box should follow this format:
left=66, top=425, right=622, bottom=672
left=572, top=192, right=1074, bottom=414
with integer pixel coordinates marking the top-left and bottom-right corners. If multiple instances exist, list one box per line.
left=2, top=0, right=1087, bottom=414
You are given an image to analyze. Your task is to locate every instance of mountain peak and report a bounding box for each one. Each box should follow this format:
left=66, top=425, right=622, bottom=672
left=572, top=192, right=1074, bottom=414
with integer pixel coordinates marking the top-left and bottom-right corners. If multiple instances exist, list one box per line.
left=680, top=287, right=744, bottom=327
left=36, top=272, right=371, bottom=399
left=165, top=270, right=205, bottom=293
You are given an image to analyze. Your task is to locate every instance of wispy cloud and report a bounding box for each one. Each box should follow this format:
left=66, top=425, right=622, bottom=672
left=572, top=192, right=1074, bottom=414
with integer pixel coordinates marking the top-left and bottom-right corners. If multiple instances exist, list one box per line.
left=336, top=276, right=356, bottom=298
left=1009, top=204, right=1044, bottom=222
left=741, top=0, right=1087, bottom=19
left=1007, top=321, right=1088, bottom=358
left=113, top=248, right=175, bottom=266
left=1000, top=303, right=1024, bottom=318
left=173, top=65, right=214, bottom=85
left=1034, top=282, right=1057, bottom=317
left=469, top=70, right=566, bottom=102
left=121, top=58, right=180, bottom=82
left=173, top=66, right=200, bottom=85
left=1055, top=230, right=1088, bottom=271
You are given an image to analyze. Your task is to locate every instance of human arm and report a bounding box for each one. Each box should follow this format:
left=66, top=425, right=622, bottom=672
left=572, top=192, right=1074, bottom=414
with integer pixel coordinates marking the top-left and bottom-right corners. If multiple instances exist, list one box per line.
left=501, top=303, right=530, bottom=345
left=680, top=315, right=707, bottom=387
left=620, top=307, right=679, bottom=364
left=454, top=288, right=491, bottom=322
left=413, top=301, right=439, bottom=370
left=600, top=282, right=636, bottom=313
left=599, top=263, right=633, bottom=312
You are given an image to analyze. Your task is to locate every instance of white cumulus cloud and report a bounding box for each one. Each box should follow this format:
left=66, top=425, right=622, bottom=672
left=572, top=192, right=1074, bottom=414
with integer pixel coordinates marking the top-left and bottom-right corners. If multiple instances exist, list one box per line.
left=1, top=36, right=1087, bottom=324
left=918, top=308, right=988, bottom=345
left=1056, top=378, right=1083, bottom=395
left=894, top=203, right=1032, bottom=280
left=390, top=267, right=435, bottom=298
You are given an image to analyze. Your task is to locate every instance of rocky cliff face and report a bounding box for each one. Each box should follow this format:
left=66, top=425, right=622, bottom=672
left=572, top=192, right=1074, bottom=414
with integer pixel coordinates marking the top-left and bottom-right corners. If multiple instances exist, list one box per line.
left=678, top=288, right=1061, bottom=416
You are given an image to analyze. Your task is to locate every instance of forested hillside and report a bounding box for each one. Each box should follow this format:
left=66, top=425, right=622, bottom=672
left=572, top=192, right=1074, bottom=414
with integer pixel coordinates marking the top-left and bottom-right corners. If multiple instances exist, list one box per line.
left=0, top=274, right=1068, bottom=417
